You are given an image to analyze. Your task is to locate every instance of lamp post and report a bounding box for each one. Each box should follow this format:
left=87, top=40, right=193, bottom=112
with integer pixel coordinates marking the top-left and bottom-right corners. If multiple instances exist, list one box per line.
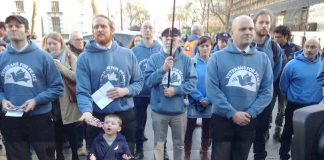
left=120, top=0, right=123, bottom=30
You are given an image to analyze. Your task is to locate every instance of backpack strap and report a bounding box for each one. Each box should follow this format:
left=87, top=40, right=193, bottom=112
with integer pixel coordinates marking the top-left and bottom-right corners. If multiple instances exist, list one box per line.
left=271, top=40, right=278, bottom=62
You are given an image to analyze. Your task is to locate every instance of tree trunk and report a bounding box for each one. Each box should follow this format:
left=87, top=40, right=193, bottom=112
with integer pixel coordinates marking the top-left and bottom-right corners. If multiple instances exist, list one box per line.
left=91, top=0, right=100, bottom=16
left=31, top=0, right=37, bottom=35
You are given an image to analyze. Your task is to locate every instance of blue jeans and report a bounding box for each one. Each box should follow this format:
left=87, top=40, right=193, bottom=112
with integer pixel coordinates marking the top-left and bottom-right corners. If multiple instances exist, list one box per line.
left=134, top=97, right=150, bottom=153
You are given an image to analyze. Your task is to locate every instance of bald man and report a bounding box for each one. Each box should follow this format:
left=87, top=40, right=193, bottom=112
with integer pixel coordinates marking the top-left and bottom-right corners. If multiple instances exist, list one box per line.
left=206, top=15, right=273, bottom=160
left=279, top=38, right=323, bottom=160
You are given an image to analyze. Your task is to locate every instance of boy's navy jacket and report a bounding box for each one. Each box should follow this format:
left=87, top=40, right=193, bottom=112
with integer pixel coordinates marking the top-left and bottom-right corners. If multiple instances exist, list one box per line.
left=0, top=41, right=64, bottom=116
left=281, top=50, right=323, bottom=104
left=89, top=132, right=132, bottom=160
left=206, top=40, right=273, bottom=119
left=132, top=40, right=162, bottom=97
left=76, top=40, right=143, bottom=114
left=256, top=35, right=282, bottom=82
left=145, top=47, right=197, bottom=115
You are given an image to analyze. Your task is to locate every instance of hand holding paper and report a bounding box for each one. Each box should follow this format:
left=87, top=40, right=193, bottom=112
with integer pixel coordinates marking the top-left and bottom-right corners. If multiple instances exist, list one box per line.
left=91, top=81, right=114, bottom=110
left=106, top=87, right=129, bottom=99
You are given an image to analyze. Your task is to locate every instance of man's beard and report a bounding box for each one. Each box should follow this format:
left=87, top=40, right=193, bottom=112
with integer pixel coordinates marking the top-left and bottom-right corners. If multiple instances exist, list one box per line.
left=256, top=29, right=268, bottom=37
left=95, top=34, right=113, bottom=46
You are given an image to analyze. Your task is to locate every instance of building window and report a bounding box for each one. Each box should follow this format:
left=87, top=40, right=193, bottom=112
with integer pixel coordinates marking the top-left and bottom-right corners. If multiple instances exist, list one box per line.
left=51, top=1, right=59, bottom=12
left=15, top=1, right=24, bottom=12
left=52, top=17, right=61, bottom=33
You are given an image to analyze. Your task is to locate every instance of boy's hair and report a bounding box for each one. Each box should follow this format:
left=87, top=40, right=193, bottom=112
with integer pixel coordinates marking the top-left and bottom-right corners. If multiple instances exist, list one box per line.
left=104, top=114, right=122, bottom=126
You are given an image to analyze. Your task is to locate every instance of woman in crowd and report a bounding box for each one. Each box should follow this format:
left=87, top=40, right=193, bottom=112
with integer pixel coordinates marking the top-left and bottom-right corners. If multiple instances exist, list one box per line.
left=184, top=36, right=212, bottom=160
left=42, top=32, right=81, bottom=160
left=128, top=34, right=142, bottom=48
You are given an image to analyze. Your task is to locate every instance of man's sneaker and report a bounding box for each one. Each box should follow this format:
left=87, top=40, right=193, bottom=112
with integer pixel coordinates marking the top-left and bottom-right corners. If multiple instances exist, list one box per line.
left=77, top=147, right=87, bottom=156
left=134, top=152, right=144, bottom=160
left=273, top=127, right=281, bottom=142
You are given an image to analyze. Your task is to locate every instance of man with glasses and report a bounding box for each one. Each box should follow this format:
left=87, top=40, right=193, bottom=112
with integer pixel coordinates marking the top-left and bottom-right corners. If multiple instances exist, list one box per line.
left=145, top=27, right=197, bottom=160
left=132, top=21, right=163, bottom=159
left=68, top=31, right=85, bottom=56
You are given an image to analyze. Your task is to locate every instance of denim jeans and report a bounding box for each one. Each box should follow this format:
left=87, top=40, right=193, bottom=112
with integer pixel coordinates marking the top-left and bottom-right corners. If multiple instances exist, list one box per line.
left=151, top=111, right=186, bottom=160
left=134, top=97, right=150, bottom=153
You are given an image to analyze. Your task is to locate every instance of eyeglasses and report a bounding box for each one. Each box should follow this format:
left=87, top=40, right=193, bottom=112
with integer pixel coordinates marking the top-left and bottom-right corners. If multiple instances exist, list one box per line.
left=142, top=26, right=153, bottom=30
left=73, top=38, right=84, bottom=41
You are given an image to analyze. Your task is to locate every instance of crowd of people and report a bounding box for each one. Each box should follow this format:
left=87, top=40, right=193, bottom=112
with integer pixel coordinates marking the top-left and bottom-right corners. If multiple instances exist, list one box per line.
left=0, top=8, right=323, bottom=160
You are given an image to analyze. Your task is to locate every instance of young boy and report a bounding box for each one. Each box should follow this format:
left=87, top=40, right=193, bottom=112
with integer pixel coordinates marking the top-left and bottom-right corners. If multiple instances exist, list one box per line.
left=89, top=114, right=133, bottom=160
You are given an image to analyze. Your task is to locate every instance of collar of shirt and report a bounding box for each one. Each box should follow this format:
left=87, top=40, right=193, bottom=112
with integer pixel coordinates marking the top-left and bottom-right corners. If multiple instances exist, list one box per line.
left=11, top=42, right=28, bottom=52
left=95, top=41, right=112, bottom=50
left=236, top=45, right=250, bottom=53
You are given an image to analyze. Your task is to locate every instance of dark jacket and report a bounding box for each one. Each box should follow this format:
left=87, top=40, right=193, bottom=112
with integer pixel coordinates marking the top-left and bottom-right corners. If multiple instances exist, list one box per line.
left=89, top=132, right=132, bottom=160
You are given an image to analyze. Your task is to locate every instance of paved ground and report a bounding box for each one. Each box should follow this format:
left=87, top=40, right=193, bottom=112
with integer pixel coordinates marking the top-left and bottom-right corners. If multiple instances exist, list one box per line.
left=0, top=103, right=283, bottom=160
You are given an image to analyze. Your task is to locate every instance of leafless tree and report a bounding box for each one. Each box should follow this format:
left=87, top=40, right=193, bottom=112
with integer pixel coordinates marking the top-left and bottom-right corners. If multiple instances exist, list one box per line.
left=124, top=1, right=150, bottom=27
left=209, top=0, right=234, bottom=31
left=168, top=2, right=193, bottom=29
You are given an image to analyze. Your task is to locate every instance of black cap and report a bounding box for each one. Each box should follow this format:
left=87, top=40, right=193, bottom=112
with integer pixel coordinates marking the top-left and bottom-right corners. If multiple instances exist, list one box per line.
left=161, top=28, right=181, bottom=37
left=5, top=15, right=29, bottom=30
left=217, top=32, right=231, bottom=40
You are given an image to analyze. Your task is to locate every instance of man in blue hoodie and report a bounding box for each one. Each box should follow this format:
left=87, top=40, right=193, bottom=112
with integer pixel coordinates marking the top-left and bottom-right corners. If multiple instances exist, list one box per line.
left=272, top=25, right=301, bottom=141
left=206, top=15, right=273, bottom=160
left=131, top=20, right=163, bottom=159
left=145, top=27, right=197, bottom=160
left=252, top=9, right=283, bottom=160
left=279, top=38, right=323, bottom=160
left=0, top=15, right=64, bottom=160
left=76, top=15, right=143, bottom=154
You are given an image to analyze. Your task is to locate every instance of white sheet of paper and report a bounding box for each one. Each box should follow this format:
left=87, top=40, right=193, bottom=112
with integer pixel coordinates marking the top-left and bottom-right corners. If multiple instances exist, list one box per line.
left=5, top=111, right=24, bottom=117
left=91, top=81, right=114, bottom=110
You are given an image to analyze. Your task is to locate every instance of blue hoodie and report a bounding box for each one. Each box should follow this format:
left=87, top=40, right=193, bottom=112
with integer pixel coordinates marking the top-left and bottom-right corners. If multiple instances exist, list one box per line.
left=76, top=40, right=143, bottom=114
left=132, top=40, right=162, bottom=97
left=0, top=41, right=64, bottom=116
left=256, top=35, right=282, bottom=82
left=188, top=54, right=212, bottom=118
left=206, top=41, right=273, bottom=119
left=280, top=50, right=323, bottom=104
left=145, top=47, right=197, bottom=115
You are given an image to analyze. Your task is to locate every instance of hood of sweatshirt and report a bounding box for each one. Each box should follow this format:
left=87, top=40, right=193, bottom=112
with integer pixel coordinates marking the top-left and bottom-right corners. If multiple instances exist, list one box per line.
left=293, top=49, right=321, bottom=63
left=6, top=41, right=39, bottom=54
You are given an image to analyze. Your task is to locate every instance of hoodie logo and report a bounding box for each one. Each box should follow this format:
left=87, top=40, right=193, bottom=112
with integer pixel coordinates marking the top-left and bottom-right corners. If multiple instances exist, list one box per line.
left=1, top=62, right=37, bottom=87
left=100, top=66, right=126, bottom=87
left=138, top=59, right=148, bottom=72
left=162, top=68, right=183, bottom=86
left=225, top=66, right=260, bottom=92
left=114, top=145, right=119, bottom=150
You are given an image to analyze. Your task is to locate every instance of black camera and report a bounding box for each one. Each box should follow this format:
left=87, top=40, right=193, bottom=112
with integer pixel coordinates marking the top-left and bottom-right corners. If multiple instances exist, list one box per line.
left=292, top=103, right=324, bottom=160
